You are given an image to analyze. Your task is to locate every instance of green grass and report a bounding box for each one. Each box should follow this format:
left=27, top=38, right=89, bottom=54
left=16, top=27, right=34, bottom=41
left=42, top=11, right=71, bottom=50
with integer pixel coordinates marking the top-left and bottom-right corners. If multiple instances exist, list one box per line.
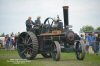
left=0, top=50, right=100, bottom=66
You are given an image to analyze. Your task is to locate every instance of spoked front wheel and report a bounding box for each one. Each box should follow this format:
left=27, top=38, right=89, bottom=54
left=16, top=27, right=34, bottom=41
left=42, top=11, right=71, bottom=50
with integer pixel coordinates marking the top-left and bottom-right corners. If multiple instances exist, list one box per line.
left=51, top=41, right=61, bottom=61
left=75, top=40, right=86, bottom=60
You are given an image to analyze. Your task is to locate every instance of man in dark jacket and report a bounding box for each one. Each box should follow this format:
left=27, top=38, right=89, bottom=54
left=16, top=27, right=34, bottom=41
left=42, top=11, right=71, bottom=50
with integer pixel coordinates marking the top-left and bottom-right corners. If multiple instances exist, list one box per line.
left=35, top=16, right=41, bottom=26
left=26, top=17, right=34, bottom=31
left=95, top=34, right=100, bottom=53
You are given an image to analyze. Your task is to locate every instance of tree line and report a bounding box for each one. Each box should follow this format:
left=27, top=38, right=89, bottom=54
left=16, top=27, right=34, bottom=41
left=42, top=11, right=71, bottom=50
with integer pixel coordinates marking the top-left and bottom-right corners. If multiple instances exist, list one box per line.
left=80, top=25, right=100, bottom=33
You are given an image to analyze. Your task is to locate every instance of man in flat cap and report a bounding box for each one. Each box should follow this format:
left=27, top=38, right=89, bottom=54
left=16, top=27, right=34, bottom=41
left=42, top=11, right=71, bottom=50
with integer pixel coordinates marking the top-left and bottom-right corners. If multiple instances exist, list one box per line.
left=26, top=17, right=34, bottom=31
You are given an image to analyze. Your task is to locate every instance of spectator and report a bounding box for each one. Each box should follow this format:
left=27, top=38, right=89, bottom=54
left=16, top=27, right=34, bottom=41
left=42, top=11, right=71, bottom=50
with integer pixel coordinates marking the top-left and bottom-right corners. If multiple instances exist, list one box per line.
left=13, top=35, right=18, bottom=49
left=80, top=34, right=84, bottom=40
left=85, top=33, right=90, bottom=52
left=9, top=34, right=14, bottom=50
left=91, top=33, right=96, bottom=53
left=95, top=34, right=100, bottom=53
left=4, top=34, right=10, bottom=50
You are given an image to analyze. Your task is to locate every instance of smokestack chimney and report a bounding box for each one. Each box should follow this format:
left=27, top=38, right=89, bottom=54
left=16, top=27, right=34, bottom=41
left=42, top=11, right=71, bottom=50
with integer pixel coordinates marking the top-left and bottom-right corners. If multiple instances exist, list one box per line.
left=63, top=6, right=69, bottom=28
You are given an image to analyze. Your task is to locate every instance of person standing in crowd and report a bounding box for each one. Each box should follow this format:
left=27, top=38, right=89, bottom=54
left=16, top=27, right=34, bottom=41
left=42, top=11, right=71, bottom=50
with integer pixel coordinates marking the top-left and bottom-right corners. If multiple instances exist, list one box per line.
left=95, top=34, right=100, bottom=53
left=13, top=32, right=20, bottom=49
left=26, top=17, right=34, bottom=31
left=4, top=34, right=10, bottom=50
left=80, top=34, right=85, bottom=40
left=85, top=33, right=90, bottom=52
left=9, top=34, right=14, bottom=50
left=91, top=32, right=96, bottom=53
left=13, top=35, right=18, bottom=49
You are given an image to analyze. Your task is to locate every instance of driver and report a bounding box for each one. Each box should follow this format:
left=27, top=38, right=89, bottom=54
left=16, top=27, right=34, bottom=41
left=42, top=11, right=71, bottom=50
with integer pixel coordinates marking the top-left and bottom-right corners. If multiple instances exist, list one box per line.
left=25, top=17, right=34, bottom=31
left=53, top=15, right=63, bottom=29
left=35, top=16, right=41, bottom=26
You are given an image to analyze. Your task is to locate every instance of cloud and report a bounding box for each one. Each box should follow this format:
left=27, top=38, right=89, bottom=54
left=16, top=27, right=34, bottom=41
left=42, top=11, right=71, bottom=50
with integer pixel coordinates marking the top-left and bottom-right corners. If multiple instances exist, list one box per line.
left=0, top=0, right=100, bottom=34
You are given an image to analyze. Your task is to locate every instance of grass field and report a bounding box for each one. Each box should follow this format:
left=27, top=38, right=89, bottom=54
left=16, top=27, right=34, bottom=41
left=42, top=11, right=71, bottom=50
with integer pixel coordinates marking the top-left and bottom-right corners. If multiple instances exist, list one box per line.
left=0, top=50, right=100, bottom=66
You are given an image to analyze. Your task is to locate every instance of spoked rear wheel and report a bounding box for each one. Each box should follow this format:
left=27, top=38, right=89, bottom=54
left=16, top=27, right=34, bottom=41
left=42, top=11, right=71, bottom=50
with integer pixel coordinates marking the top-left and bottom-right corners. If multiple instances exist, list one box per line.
left=75, top=40, right=86, bottom=60
left=51, top=41, right=61, bottom=61
left=17, top=32, right=38, bottom=60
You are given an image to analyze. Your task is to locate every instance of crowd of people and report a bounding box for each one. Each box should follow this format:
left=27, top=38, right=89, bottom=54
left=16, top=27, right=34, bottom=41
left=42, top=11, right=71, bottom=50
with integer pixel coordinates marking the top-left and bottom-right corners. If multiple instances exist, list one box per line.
left=4, top=32, right=20, bottom=50
left=81, top=33, right=100, bottom=54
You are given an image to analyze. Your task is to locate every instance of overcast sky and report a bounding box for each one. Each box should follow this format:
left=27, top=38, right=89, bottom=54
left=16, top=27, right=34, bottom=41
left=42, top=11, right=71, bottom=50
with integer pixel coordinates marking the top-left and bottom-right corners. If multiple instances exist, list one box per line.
left=0, top=0, right=100, bottom=34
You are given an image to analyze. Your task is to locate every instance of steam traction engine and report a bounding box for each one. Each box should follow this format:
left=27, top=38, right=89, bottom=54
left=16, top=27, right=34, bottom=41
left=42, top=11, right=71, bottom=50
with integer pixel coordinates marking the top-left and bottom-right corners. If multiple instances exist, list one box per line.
left=17, top=6, right=86, bottom=61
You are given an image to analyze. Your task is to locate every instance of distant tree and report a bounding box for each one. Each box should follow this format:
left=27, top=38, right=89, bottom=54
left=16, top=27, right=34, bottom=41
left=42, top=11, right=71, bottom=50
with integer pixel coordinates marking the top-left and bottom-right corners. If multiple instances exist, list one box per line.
left=0, top=33, right=1, bottom=37
left=1, top=33, right=5, bottom=37
left=96, top=27, right=100, bottom=31
left=0, top=33, right=5, bottom=37
left=80, top=25, right=94, bottom=33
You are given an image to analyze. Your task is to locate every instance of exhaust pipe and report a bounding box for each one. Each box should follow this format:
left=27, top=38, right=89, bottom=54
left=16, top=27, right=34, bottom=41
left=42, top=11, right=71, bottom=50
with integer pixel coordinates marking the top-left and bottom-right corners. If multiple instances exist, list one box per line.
left=63, top=6, right=69, bottom=28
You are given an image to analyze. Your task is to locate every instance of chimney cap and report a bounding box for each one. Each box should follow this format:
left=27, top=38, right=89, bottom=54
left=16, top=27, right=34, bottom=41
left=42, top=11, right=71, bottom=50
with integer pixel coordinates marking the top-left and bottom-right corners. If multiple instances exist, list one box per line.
left=63, top=6, right=69, bottom=9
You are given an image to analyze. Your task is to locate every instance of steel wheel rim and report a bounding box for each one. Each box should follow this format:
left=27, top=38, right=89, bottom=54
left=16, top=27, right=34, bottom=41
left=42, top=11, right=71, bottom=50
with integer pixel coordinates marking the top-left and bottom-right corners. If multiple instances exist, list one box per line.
left=17, top=32, right=33, bottom=59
